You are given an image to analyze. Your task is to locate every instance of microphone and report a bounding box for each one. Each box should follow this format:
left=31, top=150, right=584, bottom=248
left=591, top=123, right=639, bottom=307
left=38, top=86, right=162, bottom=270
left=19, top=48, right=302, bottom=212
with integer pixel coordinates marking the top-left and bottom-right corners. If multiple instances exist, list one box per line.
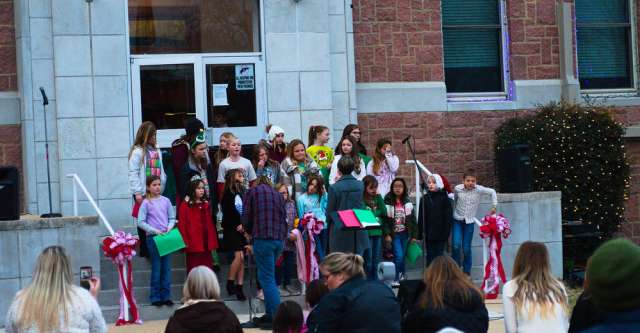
left=39, top=87, right=49, bottom=106
left=402, top=135, right=412, bottom=144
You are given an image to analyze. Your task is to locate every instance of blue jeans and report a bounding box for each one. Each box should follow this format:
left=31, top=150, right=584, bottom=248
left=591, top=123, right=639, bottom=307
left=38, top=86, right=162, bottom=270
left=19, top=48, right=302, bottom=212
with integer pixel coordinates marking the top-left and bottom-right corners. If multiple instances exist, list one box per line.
left=393, top=232, right=409, bottom=280
left=254, top=239, right=283, bottom=319
left=364, top=236, right=382, bottom=280
left=452, top=219, right=475, bottom=274
left=146, top=236, right=171, bottom=302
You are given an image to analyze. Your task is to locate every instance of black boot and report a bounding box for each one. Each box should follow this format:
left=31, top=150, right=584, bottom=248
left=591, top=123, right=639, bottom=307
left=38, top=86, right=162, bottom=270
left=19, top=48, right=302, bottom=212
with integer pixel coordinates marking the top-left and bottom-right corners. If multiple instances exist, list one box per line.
left=236, top=284, right=247, bottom=301
left=226, top=280, right=236, bottom=296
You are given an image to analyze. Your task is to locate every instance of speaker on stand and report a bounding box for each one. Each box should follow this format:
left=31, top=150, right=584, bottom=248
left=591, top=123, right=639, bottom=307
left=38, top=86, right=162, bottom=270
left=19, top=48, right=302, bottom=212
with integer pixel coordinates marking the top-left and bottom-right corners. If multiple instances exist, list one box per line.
left=496, top=144, right=533, bottom=193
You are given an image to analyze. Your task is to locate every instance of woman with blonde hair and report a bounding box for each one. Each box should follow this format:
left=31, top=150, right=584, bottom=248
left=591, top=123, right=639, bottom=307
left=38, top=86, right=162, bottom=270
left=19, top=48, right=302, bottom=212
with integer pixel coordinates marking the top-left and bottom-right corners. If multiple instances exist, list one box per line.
left=4, top=246, right=106, bottom=333
left=165, top=266, right=241, bottom=333
left=503, top=241, right=569, bottom=333
left=306, top=252, right=401, bottom=333
left=403, top=255, right=488, bottom=333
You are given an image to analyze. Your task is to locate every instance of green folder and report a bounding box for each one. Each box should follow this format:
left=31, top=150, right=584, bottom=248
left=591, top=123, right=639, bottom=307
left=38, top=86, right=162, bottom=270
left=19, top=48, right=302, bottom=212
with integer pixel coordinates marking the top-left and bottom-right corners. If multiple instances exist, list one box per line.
left=153, top=228, right=186, bottom=257
left=406, top=241, right=423, bottom=266
left=353, top=209, right=380, bottom=228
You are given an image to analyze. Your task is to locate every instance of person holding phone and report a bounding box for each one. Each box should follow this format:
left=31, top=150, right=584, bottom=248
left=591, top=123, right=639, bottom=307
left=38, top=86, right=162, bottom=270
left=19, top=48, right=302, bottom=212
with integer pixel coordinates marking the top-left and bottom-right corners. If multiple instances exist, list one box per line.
left=5, top=246, right=106, bottom=333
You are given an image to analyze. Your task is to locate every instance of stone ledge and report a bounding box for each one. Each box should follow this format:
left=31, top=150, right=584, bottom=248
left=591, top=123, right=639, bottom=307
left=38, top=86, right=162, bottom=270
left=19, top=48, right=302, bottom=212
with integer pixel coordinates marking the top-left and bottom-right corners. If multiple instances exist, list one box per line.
left=493, top=191, right=561, bottom=203
left=0, top=215, right=98, bottom=231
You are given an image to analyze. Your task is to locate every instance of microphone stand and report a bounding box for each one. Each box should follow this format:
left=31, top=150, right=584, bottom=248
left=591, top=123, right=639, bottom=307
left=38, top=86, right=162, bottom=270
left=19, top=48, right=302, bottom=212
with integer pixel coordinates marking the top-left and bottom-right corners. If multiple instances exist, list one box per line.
left=39, top=87, right=62, bottom=218
left=404, top=136, right=429, bottom=270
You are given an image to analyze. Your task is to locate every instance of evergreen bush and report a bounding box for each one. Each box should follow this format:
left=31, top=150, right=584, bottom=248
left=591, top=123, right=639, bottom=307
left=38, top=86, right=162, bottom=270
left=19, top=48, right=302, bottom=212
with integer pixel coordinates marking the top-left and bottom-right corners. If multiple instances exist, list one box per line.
left=495, top=102, right=631, bottom=237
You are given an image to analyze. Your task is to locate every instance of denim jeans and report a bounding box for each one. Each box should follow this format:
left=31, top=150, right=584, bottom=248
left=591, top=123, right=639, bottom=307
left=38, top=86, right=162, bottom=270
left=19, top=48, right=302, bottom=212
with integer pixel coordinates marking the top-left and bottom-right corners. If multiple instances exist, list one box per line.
left=393, top=232, right=409, bottom=280
left=315, top=229, right=328, bottom=261
left=364, top=236, right=382, bottom=280
left=425, top=240, right=446, bottom=267
left=146, top=236, right=172, bottom=302
left=275, top=250, right=296, bottom=287
left=253, top=239, right=283, bottom=319
left=452, top=219, right=475, bottom=274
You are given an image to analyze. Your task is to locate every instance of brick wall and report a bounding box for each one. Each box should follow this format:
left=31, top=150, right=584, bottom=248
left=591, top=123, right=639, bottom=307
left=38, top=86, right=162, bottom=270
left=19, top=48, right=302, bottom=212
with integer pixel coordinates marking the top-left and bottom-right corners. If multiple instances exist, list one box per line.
left=352, top=0, right=444, bottom=82
left=358, top=108, right=640, bottom=244
left=0, top=0, right=16, bottom=90
left=508, top=0, right=561, bottom=80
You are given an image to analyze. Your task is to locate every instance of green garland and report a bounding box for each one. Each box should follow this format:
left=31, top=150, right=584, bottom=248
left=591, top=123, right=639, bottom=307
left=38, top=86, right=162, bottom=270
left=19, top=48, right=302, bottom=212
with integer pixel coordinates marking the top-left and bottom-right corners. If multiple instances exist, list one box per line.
left=495, top=102, right=631, bottom=237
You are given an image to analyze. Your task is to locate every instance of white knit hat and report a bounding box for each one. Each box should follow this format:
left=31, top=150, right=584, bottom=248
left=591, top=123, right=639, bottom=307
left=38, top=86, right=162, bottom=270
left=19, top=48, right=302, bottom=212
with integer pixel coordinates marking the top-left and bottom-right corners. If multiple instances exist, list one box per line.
left=432, top=174, right=445, bottom=190
left=267, top=125, right=285, bottom=141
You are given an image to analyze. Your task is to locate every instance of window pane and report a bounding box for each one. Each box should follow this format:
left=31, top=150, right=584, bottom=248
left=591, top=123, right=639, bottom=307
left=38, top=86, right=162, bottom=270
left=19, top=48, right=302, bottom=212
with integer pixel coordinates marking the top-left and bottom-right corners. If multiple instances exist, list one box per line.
left=129, top=0, right=261, bottom=54
left=443, top=28, right=502, bottom=93
left=576, top=0, right=629, bottom=24
left=442, top=0, right=499, bottom=26
left=206, top=64, right=257, bottom=128
left=140, top=64, right=196, bottom=129
left=577, top=27, right=632, bottom=89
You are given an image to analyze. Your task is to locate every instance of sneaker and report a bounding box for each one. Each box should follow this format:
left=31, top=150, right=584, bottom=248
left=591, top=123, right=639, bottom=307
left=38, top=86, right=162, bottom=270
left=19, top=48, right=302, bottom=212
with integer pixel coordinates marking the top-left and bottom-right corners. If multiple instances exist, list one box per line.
left=256, top=289, right=264, bottom=301
left=391, top=280, right=400, bottom=288
left=279, top=286, right=291, bottom=296
left=252, top=315, right=271, bottom=325
left=285, top=285, right=300, bottom=295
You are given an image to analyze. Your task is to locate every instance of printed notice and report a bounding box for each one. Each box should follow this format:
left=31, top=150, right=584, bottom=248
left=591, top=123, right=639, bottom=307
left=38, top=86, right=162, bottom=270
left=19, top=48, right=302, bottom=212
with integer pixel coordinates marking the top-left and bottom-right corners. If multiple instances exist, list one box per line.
left=235, top=64, right=255, bottom=90
left=212, top=84, right=229, bottom=106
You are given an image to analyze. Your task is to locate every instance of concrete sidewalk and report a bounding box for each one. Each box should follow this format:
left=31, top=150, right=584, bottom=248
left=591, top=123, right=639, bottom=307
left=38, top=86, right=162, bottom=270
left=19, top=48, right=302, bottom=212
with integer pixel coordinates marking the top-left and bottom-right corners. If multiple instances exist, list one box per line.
left=107, top=300, right=506, bottom=333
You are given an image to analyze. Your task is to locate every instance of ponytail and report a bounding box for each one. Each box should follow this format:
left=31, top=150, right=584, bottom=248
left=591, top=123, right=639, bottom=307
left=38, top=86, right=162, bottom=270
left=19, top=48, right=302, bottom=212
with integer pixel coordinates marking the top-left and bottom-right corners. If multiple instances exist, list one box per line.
left=308, top=125, right=328, bottom=146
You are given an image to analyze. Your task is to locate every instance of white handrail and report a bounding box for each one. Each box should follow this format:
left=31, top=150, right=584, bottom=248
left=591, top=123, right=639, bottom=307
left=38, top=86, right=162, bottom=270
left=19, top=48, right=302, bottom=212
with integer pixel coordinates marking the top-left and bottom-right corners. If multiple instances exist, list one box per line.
left=66, top=173, right=129, bottom=321
left=405, top=160, right=488, bottom=278
left=66, top=173, right=115, bottom=236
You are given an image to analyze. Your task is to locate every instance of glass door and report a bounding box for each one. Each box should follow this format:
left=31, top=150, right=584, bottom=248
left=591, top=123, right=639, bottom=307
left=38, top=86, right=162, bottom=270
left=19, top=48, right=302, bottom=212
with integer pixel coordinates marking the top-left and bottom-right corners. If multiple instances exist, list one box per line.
left=203, top=56, right=266, bottom=144
left=131, top=57, right=206, bottom=148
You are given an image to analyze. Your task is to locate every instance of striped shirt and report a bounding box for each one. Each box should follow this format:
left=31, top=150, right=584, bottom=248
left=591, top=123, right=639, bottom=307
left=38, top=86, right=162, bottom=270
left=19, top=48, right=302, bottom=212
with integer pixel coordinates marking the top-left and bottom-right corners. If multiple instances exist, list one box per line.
left=453, top=184, right=498, bottom=224
left=242, top=184, right=287, bottom=241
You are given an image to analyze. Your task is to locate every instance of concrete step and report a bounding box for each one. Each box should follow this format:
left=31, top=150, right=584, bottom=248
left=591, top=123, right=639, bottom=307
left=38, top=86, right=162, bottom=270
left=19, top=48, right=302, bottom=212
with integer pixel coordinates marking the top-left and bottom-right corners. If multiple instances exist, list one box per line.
left=99, top=285, right=185, bottom=307
left=101, top=268, right=187, bottom=290
left=100, top=252, right=187, bottom=273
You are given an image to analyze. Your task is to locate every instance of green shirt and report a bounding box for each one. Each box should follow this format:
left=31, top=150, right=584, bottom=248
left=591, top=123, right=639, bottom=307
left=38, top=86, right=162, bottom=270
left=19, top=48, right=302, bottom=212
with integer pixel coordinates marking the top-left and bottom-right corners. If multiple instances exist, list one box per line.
left=364, top=194, right=386, bottom=237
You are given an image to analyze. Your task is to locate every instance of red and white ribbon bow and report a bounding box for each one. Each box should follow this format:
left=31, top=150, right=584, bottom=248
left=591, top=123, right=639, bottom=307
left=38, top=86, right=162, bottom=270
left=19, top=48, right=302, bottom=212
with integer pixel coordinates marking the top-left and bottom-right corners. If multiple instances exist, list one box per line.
left=102, top=231, right=142, bottom=325
left=479, top=214, right=511, bottom=299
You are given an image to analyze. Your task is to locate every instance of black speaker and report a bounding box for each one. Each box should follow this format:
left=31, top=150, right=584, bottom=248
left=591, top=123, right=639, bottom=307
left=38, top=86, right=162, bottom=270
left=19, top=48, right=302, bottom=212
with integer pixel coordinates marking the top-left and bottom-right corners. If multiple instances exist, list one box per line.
left=0, top=166, right=19, bottom=220
left=397, top=279, right=425, bottom=316
left=496, top=144, right=533, bottom=193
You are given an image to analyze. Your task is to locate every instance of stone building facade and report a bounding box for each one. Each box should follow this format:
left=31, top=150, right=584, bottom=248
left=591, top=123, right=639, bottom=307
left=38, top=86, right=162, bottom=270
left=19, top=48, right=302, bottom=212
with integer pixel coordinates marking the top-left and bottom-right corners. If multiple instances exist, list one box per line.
left=0, top=0, right=638, bottom=242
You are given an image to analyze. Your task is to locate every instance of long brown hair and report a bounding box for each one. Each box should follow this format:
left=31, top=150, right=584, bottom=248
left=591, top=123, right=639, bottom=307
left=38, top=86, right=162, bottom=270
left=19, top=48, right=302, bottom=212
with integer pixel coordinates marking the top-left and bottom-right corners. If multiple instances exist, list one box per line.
left=17, top=246, right=74, bottom=332
left=362, top=175, right=378, bottom=202
left=337, top=124, right=366, bottom=154
left=286, top=139, right=307, bottom=162
left=129, top=121, right=156, bottom=161
left=512, top=241, right=568, bottom=319
left=371, top=138, right=392, bottom=176
left=214, top=132, right=234, bottom=165
left=251, top=144, right=277, bottom=170
left=308, top=125, right=328, bottom=146
left=336, top=135, right=362, bottom=173
left=306, top=175, right=325, bottom=197
left=420, top=256, right=482, bottom=310
left=224, top=168, right=244, bottom=194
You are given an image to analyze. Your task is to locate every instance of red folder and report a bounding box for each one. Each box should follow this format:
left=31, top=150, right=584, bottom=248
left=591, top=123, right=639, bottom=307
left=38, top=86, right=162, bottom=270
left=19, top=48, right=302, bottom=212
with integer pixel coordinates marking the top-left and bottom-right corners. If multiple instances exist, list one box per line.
left=337, top=210, right=362, bottom=228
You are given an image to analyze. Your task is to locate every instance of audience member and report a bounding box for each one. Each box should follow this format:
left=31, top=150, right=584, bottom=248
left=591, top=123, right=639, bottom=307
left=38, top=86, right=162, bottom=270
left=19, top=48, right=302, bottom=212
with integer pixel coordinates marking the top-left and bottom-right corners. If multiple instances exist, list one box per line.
left=568, top=258, right=605, bottom=333
left=4, top=246, right=106, bottom=333
left=273, top=300, right=306, bottom=333
left=579, top=238, right=640, bottom=333
left=164, top=266, right=242, bottom=333
left=503, top=242, right=569, bottom=333
left=403, top=256, right=488, bottom=333
left=307, top=252, right=401, bottom=333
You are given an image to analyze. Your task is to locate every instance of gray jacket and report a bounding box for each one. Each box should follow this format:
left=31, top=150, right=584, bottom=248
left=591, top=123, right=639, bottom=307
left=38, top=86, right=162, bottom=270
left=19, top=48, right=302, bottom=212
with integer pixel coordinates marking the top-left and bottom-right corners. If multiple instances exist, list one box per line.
left=327, top=175, right=370, bottom=254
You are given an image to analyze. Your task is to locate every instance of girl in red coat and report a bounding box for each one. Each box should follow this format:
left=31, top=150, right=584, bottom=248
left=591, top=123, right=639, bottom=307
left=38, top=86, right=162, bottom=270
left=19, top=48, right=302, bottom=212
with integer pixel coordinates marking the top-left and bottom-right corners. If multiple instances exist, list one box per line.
left=178, top=177, right=219, bottom=274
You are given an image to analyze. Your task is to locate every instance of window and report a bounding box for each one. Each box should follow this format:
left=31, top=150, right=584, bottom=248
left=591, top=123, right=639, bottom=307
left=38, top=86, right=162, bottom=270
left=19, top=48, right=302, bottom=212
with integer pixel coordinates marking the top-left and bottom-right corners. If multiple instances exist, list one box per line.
left=129, top=0, right=261, bottom=54
left=575, top=0, right=635, bottom=90
left=442, top=0, right=505, bottom=94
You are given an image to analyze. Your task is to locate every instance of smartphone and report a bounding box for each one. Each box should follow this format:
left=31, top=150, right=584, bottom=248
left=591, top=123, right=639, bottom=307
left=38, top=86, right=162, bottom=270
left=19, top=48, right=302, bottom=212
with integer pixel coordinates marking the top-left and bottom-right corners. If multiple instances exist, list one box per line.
left=80, top=266, right=93, bottom=290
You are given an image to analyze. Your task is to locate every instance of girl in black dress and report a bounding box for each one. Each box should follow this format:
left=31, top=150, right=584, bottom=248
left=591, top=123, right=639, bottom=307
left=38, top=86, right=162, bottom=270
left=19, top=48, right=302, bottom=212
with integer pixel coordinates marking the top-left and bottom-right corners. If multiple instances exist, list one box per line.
left=221, top=168, right=247, bottom=301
